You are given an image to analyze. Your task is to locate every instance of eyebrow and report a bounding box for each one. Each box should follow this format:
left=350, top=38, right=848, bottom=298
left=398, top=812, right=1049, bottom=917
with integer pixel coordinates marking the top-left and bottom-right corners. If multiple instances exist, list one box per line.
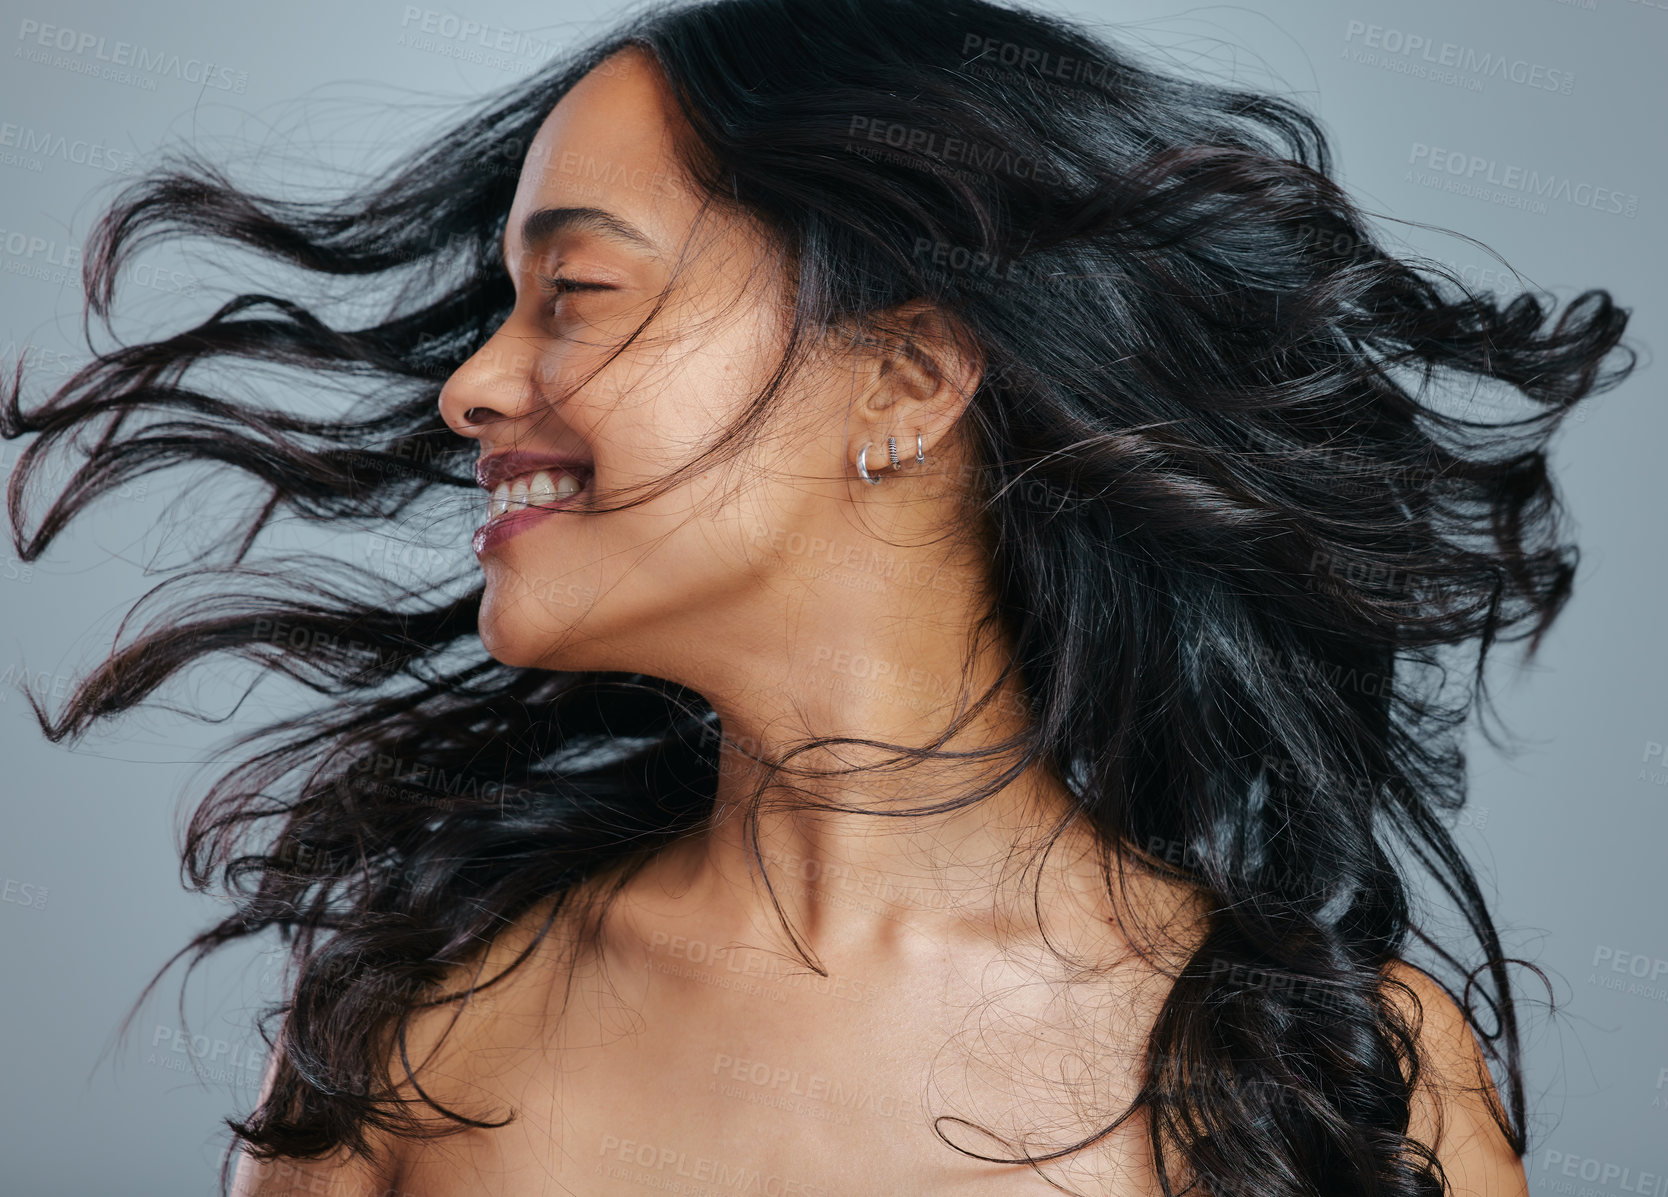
left=511, top=205, right=661, bottom=262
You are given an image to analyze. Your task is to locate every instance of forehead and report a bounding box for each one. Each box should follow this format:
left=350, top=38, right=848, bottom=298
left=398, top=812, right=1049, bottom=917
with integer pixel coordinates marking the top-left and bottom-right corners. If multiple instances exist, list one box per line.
left=504, top=49, right=687, bottom=255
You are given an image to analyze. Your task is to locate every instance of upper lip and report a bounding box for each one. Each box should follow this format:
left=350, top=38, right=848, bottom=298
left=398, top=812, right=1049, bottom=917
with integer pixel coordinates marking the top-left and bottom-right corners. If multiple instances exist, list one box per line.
left=475, top=450, right=593, bottom=492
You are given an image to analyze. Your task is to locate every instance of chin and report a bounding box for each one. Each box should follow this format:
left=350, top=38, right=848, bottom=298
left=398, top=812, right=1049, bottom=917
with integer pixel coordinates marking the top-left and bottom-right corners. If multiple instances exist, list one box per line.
left=476, top=581, right=605, bottom=673
left=475, top=586, right=545, bottom=670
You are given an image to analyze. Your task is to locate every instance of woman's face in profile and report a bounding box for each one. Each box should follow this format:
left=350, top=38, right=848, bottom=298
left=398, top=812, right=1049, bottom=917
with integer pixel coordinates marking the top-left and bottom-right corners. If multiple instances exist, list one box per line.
left=439, top=48, right=865, bottom=677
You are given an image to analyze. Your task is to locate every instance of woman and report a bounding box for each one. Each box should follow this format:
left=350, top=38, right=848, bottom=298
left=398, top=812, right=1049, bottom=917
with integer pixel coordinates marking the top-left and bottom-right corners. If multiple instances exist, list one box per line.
left=3, top=0, right=1633, bottom=1193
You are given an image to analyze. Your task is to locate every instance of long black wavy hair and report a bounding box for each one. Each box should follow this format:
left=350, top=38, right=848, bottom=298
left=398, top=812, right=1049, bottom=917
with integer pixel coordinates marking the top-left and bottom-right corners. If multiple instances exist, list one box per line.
left=3, top=0, right=1636, bottom=1193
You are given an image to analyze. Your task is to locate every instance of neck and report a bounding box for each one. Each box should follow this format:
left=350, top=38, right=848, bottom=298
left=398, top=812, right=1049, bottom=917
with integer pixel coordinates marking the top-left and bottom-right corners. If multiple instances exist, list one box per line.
left=641, top=649, right=1111, bottom=956
left=612, top=462, right=1116, bottom=954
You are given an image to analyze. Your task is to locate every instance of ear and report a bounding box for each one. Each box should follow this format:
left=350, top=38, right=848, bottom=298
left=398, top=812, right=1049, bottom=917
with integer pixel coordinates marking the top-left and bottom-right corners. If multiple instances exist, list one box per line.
left=848, top=299, right=984, bottom=465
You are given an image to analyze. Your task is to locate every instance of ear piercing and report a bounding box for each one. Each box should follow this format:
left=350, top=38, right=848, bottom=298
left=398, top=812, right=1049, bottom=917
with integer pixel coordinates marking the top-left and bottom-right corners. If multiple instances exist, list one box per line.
left=856, top=433, right=926, bottom=485
left=856, top=443, right=882, bottom=485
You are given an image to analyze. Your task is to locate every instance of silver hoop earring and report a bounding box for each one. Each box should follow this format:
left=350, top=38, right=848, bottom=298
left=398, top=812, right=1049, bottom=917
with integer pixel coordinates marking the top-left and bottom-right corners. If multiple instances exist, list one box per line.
left=887, top=436, right=900, bottom=469
left=856, top=442, right=883, bottom=485
left=915, top=433, right=926, bottom=464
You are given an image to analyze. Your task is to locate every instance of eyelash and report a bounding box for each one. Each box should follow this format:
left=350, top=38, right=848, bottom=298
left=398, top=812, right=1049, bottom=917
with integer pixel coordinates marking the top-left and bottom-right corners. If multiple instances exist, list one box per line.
left=534, top=273, right=609, bottom=313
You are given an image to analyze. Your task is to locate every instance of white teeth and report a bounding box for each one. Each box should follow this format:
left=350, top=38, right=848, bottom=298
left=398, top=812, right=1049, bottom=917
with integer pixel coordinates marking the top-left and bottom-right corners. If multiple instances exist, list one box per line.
left=527, top=471, right=558, bottom=506
left=487, top=468, right=587, bottom=518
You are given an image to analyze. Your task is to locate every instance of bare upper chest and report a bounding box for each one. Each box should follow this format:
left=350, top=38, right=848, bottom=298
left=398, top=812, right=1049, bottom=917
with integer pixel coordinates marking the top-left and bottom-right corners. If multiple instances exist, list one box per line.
left=386, top=916, right=1186, bottom=1197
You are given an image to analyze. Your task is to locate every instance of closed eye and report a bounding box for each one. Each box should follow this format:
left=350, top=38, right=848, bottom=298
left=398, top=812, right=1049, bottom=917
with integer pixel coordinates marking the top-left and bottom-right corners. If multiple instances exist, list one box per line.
left=534, top=274, right=612, bottom=314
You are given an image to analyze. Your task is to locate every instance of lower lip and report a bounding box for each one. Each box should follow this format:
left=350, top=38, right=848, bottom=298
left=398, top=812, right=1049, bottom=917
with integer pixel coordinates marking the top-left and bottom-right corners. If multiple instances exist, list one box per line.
left=472, top=488, right=587, bottom=556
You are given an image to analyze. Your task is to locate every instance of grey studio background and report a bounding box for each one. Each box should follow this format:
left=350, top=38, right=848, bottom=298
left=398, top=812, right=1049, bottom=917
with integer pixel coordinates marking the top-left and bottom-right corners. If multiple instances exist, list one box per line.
left=0, top=0, right=1663, bottom=1193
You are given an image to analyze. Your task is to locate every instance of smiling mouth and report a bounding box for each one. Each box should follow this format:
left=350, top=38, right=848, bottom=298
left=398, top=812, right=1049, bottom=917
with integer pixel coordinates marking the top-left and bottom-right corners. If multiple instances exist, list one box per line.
left=485, top=467, right=591, bottom=519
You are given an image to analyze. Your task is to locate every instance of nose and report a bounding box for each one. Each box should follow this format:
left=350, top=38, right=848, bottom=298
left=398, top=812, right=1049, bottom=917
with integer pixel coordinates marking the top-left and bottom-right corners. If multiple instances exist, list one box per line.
left=437, top=323, right=549, bottom=439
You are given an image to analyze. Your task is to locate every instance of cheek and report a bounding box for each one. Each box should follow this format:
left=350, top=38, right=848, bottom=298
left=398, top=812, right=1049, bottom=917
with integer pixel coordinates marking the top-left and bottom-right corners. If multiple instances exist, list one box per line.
left=534, top=298, right=833, bottom=575
left=585, top=349, right=768, bottom=514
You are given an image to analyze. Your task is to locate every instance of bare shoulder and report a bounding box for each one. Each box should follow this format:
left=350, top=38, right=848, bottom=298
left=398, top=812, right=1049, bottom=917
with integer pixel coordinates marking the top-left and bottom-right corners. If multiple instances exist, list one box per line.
left=380, top=891, right=593, bottom=1109
left=232, top=892, right=588, bottom=1195
left=229, top=1042, right=401, bottom=1196
left=1380, top=960, right=1529, bottom=1197
left=230, top=1141, right=393, bottom=1196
